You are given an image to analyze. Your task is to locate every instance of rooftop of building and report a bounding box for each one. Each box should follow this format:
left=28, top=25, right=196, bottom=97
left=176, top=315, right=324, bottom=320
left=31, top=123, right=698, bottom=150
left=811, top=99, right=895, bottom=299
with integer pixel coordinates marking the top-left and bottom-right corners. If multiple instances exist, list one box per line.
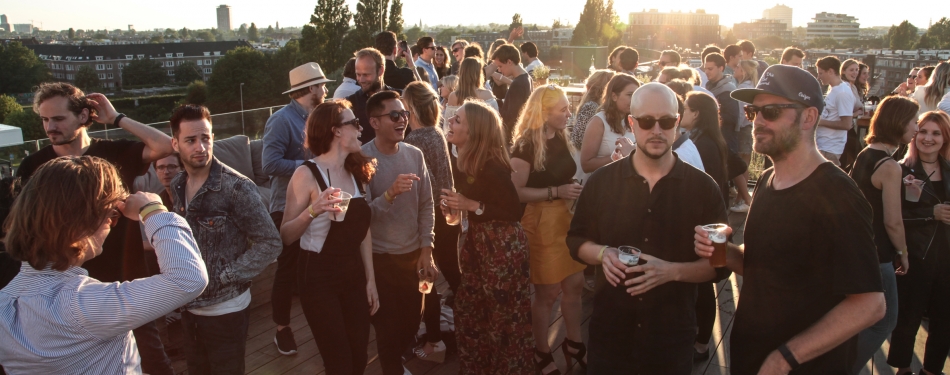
left=25, top=40, right=253, bottom=61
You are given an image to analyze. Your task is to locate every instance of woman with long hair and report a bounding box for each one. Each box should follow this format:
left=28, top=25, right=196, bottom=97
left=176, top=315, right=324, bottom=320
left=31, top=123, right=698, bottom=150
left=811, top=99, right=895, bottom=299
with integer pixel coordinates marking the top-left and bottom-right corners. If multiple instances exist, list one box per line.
left=729, top=60, right=760, bottom=213
left=570, top=69, right=616, bottom=149
left=280, top=100, right=379, bottom=374
left=841, top=59, right=865, bottom=115
left=400, top=81, right=459, bottom=363
left=839, top=58, right=866, bottom=172
left=510, top=86, right=587, bottom=374
left=579, top=73, right=640, bottom=173
left=438, top=75, right=458, bottom=107
left=913, top=62, right=950, bottom=114
left=850, top=96, right=919, bottom=373
left=889, top=111, right=950, bottom=375
left=435, top=46, right=451, bottom=79
left=679, top=91, right=730, bottom=361
left=442, top=100, right=534, bottom=374
left=446, top=58, right=498, bottom=135
left=856, top=63, right=870, bottom=100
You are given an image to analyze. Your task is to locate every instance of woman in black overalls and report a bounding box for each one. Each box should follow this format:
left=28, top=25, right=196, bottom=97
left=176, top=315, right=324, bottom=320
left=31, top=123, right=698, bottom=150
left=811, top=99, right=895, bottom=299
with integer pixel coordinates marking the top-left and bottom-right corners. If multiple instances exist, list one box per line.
left=279, top=100, right=379, bottom=375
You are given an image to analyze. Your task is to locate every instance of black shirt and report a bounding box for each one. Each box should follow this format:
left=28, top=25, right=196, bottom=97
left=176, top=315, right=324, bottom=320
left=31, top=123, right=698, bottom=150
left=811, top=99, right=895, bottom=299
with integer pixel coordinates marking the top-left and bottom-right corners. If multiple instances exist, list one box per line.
left=691, top=132, right=729, bottom=202
left=346, top=85, right=400, bottom=144
left=500, top=73, right=533, bottom=144
left=384, top=59, right=415, bottom=90
left=850, top=147, right=898, bottom=262
left=16, top=139, right=150, bottom=283
left=732, top=163, right=882, bottom=375
left=566, top=155, right=729, bottom=370
left=453, top=158, right=522, bottom=223
left=510, top=135, right=576, bottom=189
left=0, top=250, right=19, bottom=290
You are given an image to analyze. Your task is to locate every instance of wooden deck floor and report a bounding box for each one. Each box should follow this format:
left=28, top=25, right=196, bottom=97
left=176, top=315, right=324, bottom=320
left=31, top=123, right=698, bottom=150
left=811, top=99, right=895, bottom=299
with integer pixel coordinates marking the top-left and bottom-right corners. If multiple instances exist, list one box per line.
left=164, top=211, right=949, bottom=375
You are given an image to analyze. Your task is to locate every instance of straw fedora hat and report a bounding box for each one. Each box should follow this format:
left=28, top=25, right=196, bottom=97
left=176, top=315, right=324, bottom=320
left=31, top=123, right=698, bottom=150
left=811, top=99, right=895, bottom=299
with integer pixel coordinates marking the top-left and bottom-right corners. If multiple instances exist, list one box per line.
left=281, top=62, right=334, bottom=94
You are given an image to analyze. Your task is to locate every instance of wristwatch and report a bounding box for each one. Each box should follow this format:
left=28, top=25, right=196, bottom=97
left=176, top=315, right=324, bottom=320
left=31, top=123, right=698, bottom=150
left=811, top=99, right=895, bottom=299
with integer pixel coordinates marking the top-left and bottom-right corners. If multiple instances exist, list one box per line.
left=474, top=202, right=485, bottom=215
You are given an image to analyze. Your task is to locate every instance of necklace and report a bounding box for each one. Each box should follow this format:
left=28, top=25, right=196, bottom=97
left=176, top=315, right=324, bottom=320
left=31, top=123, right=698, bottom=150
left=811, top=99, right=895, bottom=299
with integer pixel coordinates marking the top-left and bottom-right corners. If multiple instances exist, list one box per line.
left=921, top=158, right=938, bottom=164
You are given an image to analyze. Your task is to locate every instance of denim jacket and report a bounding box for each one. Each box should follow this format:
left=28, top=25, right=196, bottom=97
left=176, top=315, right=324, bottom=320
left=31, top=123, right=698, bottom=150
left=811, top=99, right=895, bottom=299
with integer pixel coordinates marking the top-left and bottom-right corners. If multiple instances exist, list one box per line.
left=171, top=157, right=281, bottom=309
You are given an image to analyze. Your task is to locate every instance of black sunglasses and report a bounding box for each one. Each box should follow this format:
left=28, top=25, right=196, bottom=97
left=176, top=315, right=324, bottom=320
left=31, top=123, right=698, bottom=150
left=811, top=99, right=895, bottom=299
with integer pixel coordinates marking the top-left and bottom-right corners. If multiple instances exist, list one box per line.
left=632, top=116, right=678, bottom=130
left=452, top=47, right=462, bottom=53
left=425, top=46, right=436, bottom=50
left=341, top=118, right=360, bottom=128
left=908, top=75, right=917, bottom=78
left=743, top=104, right=803, bottom=122
left=372, top=110, right=411, bottom=122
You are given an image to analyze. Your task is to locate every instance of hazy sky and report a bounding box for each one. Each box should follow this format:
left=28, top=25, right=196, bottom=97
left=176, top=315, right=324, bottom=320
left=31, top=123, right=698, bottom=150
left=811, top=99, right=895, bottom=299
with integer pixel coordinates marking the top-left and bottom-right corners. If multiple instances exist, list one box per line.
left=1, top=0, right=931, bottom=32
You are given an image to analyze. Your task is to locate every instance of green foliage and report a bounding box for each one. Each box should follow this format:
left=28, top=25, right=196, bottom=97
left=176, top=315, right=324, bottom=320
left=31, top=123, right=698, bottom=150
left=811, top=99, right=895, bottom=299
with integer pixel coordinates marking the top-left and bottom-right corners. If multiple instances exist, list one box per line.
left=123, top=57, right=167, bottom=87
left=248, top=23, right=260, bottom=42
left=887, top=21, right=918, bottom=50
left=4, top=110, right=45, bottom=141
left=238, top=24, right=248, bottom=38
left=299, top=0, right=353, bottom=74
left=916, top=33, right=936, bottom=49
left=352, top=0, right=389, bottom=52
left=404, top=26, right=424, bottom=44
left=174, top=61, right=203, bottom=83
left=840, top=38, right=862, bottom=48
left=74, top=65, right=101, bottom=92
left=196, top=30, right=215, bottom=42
left=723, top=30, right=737, bottom=45
left=752, top=36, right=786, bottom=49
left=127, top=104, right=171, bottom=125
left=0, top=41, right=52, bottom=95
left=571, top=0, right=620, bottom=47
left=927, top=18, right=950, bottom=49
left=206, top=47, right=274, bottom=113
left=810, top=37, right=840, bottom=49
left=435, top=28, right=457, bottom=45
left=180, top=27, right=190, bottom=39
left=387, top=0, right=404, bottom=38
left=150, top=35, right=164, bottom=43
left=509, top=14, right=523, bottom=35
left=548, top=45, right=562, bottom=61
left=0, top=95, right=22, bottom=124
left=182, top=80, right=208, bottom=106
left=68, top=28, right=75, bottom=40
left=268, top=40, right=305, bottom=94
left=164, top=28, right=179, bottom=39
left=266, top=25, right=275, bottom=36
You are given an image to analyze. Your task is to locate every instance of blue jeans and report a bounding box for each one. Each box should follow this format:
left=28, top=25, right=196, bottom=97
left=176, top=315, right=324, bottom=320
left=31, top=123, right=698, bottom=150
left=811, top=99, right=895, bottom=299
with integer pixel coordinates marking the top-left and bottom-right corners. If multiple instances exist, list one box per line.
left=852, top=262, right=898, bottom=374
left=182, top=307, right=250, bottom=375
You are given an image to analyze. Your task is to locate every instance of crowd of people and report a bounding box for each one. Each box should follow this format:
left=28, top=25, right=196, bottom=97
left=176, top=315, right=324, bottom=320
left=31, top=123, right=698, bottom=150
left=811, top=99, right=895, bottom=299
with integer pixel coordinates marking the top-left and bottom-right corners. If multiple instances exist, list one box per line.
left=0, top=28, right=949, bottom=375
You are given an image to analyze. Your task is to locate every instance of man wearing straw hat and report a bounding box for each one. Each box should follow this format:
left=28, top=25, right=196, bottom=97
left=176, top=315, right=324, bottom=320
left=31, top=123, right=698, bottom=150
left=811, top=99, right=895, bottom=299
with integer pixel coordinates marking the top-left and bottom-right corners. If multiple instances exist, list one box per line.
left=262, top=62, right=332, bottom=356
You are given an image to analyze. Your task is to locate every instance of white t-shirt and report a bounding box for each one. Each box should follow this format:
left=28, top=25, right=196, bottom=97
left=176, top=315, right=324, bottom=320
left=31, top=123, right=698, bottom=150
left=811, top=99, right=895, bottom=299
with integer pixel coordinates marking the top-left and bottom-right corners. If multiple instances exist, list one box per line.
left=525, top=59, right=544, bottom=74
left=187, top=289, right=251, bottom=316
left=939, top=91, right=950, bottom=114
left=816, top=82, right=855, bottom=155
left=674, top=138, right=705, bottom=172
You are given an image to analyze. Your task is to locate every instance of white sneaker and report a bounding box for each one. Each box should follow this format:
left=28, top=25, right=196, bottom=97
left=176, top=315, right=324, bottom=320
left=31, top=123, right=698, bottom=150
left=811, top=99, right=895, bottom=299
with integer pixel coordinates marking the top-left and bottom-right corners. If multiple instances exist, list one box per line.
left=403, top=366, right=413, bottom=375
left=730, top=201, right=750, bottom=213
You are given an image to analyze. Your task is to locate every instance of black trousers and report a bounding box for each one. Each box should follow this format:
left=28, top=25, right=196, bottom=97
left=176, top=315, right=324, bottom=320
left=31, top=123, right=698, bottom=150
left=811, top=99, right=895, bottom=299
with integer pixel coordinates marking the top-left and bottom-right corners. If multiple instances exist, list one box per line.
left=181, top=307, right=250, bottom=375
left=298, top=250, right=370, bottom=375
left=132, top=321, right=174, bottom=375
left=887, top=254, right=950, bottom=373
left=373, top=250, right=424, bottom=375
left=422, top=214, right=461, bottom=343
left=270, top=212, right=300, bottom=327
left=695, top=282, right=717, bottom=345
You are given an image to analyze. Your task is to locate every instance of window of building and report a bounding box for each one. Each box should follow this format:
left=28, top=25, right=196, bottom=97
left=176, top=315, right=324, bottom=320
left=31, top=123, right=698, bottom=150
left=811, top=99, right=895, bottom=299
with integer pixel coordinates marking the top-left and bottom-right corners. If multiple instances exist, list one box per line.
left=177, top=60, right=183, bottom=66
left=96, top=64, right=105, bottom=70
left=66, top=65, right=74, bottom=71
left=126, top=55, right=133, bottom=60
left=106, top=64, right=113, bottom=69
left=96, top=56, right=103, bottom=61
left=166, top=61, right=175, bottom=67
left=67, top=74, right=74, bottom=80
left=176, top=53, right=184, bottom=57
left=168, top=70, right=174, bottom=76
left=204, top=59, right=212, bottom=65
left=203, top=68, right=212, bottom=74
left=197, top=60, right=203, bottom=66
left=213, top=51, right=220, bottom=56
left=137, top=54, right=145, bottom=59
left=107, top=73, right=114, bottom=79
left=203, top=52, right=210, bottom=56
left=98, top=74, right=106, bottom=80
left=166, top=53, right=173, bottom=58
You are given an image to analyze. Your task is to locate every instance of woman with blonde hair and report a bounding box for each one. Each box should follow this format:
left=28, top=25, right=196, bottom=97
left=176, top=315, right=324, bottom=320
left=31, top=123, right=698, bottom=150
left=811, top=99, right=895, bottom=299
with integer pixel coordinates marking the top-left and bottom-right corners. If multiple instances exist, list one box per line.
left=510, top=85, right=587, bottom=374
left=913, top=62, right=950, bottom=115
left=441, top=100, right=534, bottom=374
left=438, top=75, right=458, bottom=107
left=401, top=81, right=459, bottom=363
left=570, top=70, right=616, bottom=149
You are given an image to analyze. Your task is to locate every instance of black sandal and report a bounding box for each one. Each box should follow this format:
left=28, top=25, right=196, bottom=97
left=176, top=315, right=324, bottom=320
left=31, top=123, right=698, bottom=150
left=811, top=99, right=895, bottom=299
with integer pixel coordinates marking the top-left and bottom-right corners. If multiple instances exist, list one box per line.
left=535, top=348, right=562, bottom=375
left=561, top=338, right=588, bottom=370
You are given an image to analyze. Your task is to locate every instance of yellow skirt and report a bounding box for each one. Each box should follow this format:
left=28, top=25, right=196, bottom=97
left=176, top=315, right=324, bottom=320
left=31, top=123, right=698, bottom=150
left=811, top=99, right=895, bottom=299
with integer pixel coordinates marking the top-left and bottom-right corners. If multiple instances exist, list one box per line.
left=522, top=200, right=587, bottom=285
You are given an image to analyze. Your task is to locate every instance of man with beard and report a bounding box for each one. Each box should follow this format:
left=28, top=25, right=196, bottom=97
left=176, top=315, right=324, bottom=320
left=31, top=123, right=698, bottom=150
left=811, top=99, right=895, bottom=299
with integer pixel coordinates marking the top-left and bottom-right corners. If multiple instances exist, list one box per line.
left=262, top=62, right=332, bottom=355
left=16, top=82, right=176, bottom=375
left=567, top=83, right=730, bottom=375
left=169, top=104, right=281, bottom=374
left=694, top=65, right=885, bottom=374
left=347, top=48, right=400, bottom=143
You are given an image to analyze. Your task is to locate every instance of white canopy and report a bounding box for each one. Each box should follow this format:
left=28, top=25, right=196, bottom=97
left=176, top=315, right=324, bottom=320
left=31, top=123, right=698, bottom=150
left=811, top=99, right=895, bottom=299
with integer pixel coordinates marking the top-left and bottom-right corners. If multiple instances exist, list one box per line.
left=0, top=124, right=24, bottom=148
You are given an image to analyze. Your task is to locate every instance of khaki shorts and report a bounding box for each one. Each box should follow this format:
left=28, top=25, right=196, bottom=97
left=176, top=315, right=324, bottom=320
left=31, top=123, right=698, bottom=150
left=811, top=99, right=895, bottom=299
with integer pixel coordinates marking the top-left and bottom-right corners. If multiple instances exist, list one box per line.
left=739, top=126, right=753, bottom=155
left=819, top=150, right=841, bottom=166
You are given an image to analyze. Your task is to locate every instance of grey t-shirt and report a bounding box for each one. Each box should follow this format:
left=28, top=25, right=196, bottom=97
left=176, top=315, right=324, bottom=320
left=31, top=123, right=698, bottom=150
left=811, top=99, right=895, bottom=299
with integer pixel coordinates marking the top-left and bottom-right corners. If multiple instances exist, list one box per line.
left=361, top=141, right=435, bottom=254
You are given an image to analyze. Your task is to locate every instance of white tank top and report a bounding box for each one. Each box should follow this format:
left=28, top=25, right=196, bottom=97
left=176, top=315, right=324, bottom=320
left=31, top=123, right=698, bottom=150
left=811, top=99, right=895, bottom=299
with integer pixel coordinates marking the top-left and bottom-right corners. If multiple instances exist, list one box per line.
left=300, top=167, right=364, bottom=253
left=594, top=111, right=634, bottom=159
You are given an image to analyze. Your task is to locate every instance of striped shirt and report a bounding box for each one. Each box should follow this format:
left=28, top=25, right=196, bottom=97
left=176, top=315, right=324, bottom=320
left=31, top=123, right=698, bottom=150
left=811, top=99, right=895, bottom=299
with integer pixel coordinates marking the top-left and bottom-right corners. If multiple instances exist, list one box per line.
left=0, top=212, right=208, bottom=375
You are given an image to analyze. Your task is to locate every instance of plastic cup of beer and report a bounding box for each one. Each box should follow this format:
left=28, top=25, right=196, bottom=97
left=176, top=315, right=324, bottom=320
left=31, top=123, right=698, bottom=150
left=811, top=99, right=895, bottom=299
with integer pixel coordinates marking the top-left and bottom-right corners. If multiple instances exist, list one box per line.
left=418, top=269, right=434, bottom=294
left=905, top=179, right=924, bottom=202
left=330, top=191, right=353, bottom=222
left=702, top=224, right=729, bottom=268
left=617, top=246, right=643, bottom=281
left=441, top=198, right=460, bottom=226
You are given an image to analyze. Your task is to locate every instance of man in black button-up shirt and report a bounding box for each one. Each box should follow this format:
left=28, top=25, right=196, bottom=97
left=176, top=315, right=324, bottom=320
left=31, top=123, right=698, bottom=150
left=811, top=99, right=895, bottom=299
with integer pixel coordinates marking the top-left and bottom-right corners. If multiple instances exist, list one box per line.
left=567, top=83, right=730, bottom=375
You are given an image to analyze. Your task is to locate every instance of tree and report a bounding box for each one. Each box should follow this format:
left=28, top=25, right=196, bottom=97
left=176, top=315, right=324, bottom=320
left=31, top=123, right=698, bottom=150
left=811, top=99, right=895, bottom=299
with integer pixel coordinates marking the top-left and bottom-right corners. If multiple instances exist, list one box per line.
left=174, top=61, right=203, bottom=83
left=753, top=36, right=787, bottom=49
left=571, top=0, right=619, bottom=47
left=248, top=23, right=260, bottom=42
left=0, top=41, right=52, bottom=95
left=122, top=57, right=166, bottom=86
left=927, top=17, right=950, bottom=49
left=299, top=0, right=353, bottom=74
left=74, top=65, right=101, bottom=91
left=267, top=40, right=304, bottom=94
left=266, top=25, right=275, bottom=36
left=150, top=35, right=165, bottom=43
left=435, top=28, right=457, bottom=46
left=237, top=24, right=248, bottom=38
left=183, top=80, right=208, bottom=105
left=68, top=28, right=75, bottom=40
left=387, top=0, right=404, bottom=38
left=552, top=19, right=563, bottom=30
left=841, top=38, right=862, bottom=48
left=0, top=95, right=22, bottom=124
left=196, top=30, right=215, bottom=41
left=352, top=0, right=389, bottom=51
left=916, top=32, right=936, bottom=49
left=206, top=47, right=273, bottom=112
left=404, top=26, right=424, bottom=44
left=180, top=27, right=190, bottom=39
left=5, top=110, right=45, bottom=141
left=887, top=21, right=918, bottom=50
left=164, top=28, right=179, bottom=39
left=810, top=37, right=840, bottom=49
left=722, top=30, right=737, bottom=45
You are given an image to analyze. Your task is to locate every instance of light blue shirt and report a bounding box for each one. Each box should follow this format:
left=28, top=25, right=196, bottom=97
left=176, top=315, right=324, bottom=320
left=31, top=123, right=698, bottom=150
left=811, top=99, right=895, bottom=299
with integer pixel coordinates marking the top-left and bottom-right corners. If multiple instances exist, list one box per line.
left=415, top=58, right=440, bottom=90
left=262, top=99, right=312, bottom=213
left=0, top=213, right=208, bottom=375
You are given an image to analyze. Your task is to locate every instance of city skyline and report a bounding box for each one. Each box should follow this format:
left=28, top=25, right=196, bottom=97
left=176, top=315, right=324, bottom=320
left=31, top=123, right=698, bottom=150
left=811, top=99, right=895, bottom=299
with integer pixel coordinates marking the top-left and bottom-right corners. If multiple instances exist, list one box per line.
left=0, top=0, right=931, bottom=34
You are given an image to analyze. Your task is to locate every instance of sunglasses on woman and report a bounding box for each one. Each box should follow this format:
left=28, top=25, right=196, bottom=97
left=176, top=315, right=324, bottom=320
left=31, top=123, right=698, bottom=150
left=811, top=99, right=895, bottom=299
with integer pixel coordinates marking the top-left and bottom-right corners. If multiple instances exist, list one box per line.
left=341, top=118, right=360, bottom=128
left=743, top=104, right=803, bottom=122
left=632, top=116, right=678, bottom=130
left=371, top=110, right=411, bottom=122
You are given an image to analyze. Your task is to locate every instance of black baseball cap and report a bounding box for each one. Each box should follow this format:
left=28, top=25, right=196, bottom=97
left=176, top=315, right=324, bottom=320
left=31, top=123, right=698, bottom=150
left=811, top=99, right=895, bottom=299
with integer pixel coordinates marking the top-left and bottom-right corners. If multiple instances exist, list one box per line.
left=731, top=65, right=825, bottom=114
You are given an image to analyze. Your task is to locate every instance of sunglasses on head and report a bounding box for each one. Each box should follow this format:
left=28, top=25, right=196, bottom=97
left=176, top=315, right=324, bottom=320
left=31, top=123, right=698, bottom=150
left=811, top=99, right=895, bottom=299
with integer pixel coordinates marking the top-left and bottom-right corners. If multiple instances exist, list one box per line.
left=372, top=110, right=411, bottom=122
left=632, top=116, right=678, bottom=130
left=743, top=104, right=804, bottom=122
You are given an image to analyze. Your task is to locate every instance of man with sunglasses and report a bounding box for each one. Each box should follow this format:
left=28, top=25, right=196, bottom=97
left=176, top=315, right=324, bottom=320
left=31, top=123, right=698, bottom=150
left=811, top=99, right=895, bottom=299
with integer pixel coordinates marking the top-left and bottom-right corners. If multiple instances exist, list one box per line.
left=450, top=39, right=469, bottom=75
left=695, top=64, right=884, bottom=374
left=415, top=36, right=440, bottom=90
left=567, top=83, right=730, bottom=375
left=360, top=91, right=437, bottom=375
left=814, top=56, right=855, bottom=167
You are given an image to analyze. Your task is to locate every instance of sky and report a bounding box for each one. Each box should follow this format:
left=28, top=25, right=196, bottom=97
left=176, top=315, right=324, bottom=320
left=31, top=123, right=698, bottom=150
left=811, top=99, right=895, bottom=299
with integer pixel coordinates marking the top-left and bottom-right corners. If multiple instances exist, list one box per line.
left=0, top=0, right=932, bottom=33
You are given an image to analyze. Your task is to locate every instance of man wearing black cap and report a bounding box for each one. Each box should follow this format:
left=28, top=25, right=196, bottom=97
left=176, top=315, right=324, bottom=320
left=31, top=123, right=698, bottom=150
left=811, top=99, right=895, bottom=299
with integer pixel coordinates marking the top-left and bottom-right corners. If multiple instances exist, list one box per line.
left=694, top=65, right=885, bottom=374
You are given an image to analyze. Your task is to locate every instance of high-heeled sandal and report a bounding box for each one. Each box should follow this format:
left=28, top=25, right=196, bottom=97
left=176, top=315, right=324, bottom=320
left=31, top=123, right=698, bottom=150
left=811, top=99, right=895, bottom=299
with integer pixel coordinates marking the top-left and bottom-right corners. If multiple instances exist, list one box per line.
left=561, top=338, right=588, bottom=370
left=413, top=341, right=446, bottom=363
left=534, top=348, right=562, bottom=375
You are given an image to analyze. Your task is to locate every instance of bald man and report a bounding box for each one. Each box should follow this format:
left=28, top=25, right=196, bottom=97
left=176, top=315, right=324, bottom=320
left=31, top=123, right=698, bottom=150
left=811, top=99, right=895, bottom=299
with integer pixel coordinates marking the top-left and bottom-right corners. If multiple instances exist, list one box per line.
left=567, top=83, right=731, bottom=374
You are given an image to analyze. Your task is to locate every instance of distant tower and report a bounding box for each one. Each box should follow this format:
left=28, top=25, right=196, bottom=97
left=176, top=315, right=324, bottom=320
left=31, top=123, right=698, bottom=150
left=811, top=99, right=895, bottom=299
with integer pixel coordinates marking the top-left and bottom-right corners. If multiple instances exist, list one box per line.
left=217, top=5, right=233, bottom=31
left=0, top=15, right=10, bottom=33
left=275, top=21, right=279, bottom=30
left=763, top=4, right=793, bottom=30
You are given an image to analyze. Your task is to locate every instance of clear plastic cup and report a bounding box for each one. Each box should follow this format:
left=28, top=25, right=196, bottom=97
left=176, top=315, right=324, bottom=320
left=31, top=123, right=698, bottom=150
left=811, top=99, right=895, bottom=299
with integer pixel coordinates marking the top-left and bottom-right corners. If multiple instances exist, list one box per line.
left=330, top=191, right=353, bottom=222
left=702, top=224, right=729, bottom=268
left=905, top=180, right=925, bottom=202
